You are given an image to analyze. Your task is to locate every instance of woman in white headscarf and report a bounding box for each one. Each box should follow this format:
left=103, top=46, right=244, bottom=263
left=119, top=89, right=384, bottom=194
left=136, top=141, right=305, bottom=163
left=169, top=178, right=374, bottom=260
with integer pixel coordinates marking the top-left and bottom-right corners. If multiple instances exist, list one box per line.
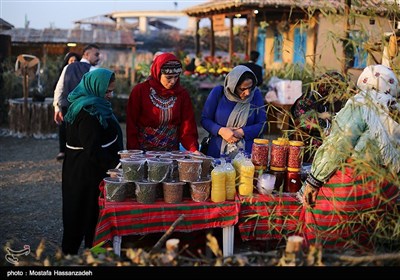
left=298, top=64, right=400, bottom=250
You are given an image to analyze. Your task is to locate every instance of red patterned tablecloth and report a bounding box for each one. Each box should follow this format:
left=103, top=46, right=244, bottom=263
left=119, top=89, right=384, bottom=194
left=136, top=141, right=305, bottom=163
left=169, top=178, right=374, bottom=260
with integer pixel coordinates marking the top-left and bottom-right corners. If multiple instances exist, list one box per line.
left=94, top=188, right=240, bottom=246
left=238, top=193, right=303, bottom=241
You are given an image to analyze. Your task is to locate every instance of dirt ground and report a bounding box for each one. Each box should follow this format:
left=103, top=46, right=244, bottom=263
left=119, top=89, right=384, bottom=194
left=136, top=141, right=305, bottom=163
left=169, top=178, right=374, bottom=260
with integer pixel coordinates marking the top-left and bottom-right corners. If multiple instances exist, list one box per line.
left=0, top=128, right=63, bottom=264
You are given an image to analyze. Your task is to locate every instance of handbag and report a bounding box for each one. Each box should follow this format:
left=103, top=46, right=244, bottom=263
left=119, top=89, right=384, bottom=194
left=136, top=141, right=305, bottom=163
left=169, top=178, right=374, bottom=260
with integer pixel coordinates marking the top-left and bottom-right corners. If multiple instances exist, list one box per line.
left=200, top=134, right=211, bottom=154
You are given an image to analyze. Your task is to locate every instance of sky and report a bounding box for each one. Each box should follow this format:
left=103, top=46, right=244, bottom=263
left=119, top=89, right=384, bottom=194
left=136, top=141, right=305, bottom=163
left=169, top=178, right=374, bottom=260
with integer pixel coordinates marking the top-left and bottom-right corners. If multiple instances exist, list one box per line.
left=0, top=0, right=208, bottom=30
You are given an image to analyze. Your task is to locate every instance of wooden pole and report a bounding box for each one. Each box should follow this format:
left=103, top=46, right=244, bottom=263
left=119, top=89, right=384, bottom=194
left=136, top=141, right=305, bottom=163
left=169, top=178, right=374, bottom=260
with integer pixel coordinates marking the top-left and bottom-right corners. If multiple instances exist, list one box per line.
left=149, top=214, right=185, bottom=253
left=229, top=16, right=234, bottom=65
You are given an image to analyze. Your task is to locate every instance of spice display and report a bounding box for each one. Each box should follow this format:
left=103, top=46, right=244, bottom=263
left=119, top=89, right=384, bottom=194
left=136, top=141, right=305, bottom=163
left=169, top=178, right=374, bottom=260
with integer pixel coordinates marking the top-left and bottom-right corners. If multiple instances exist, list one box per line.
left=251, top=138, right=269, bottom=167
left=287, top=141, right=304, bottom=169
left=104, top=177, right=126, bottom=202
left=160, top=155, right=184, bottom=181
left=191, top=154, right=214, bottom=178
left=177, top=159, right=202, bottom=182
left=118, top=149, right=144, bottom=159
left=120, top=158, right=146, bottom=181
left=147, top=158, right=172, bottom=182
left=270, top=139, right=288, bottom=170
left=190, top=180, right=211, bottom=202
left=135, top=181, right=158, bottom=204
left=285, top=170, right=302, bottom=193
left=124, top=182, right=136, bottom=199
left=163, top=181, right=185, bottom=203
left=146, top=150, right=171, bottom=158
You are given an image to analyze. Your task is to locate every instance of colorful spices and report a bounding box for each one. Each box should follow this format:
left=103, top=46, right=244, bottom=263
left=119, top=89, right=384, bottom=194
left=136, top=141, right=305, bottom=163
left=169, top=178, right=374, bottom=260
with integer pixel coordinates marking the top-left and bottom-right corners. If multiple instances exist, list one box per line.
left=118, top=149, right=144, bottom=159
left=251, top=138, right=269, bottom=167
left=104, top=177, right=126, bottom=202
left=163, top=181, right=185, bottom=203
left=124, top=181, right=136, bottom=199
left=177, top=159, right=202, bottom=182
left=120, top=158, right=146, bottom=181
left=190, top=180, right=211, bottom=202
left=287, top=141, right=304, bottom=169
left=270, top=139, right=288, bottom=170
left=135, top=181, right=158, bottom=204
left=147, top=158, right=172, bottom=183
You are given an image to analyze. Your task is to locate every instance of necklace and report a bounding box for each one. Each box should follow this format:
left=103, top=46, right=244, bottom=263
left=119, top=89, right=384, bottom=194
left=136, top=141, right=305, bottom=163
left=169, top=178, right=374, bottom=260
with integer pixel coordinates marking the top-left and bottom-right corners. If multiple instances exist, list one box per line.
left=149, top=87, right=177, bottom=110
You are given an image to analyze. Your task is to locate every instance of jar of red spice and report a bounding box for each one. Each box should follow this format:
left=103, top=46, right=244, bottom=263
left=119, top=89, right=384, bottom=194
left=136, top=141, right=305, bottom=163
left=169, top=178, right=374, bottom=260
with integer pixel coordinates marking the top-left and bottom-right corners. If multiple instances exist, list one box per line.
left=287, top=141, right=304, bottom=169
left=285, top=167, right=302, bottom=193
left=251, top=138, right=269, bottom=168
left=270, top=139, right=288, bottom=170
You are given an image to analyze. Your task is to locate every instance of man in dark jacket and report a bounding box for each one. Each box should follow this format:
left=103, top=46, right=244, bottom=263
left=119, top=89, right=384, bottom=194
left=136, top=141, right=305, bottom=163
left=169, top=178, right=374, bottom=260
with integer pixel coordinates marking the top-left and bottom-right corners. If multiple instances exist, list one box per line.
left=53, top=44, right=100, bottom=160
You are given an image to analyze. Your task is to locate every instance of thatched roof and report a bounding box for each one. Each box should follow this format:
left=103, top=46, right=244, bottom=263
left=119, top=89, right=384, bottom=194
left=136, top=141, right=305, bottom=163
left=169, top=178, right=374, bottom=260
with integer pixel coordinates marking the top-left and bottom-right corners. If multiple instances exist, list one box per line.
left=183, top=0, right=397, bottom=17
left=0, top=27, right=136, bottom=47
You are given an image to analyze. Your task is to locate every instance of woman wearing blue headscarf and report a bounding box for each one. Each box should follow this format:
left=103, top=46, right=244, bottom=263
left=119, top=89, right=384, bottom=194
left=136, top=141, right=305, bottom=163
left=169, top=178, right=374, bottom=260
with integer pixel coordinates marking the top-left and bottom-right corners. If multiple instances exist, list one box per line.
left=61, top=68, right=123, bottom=255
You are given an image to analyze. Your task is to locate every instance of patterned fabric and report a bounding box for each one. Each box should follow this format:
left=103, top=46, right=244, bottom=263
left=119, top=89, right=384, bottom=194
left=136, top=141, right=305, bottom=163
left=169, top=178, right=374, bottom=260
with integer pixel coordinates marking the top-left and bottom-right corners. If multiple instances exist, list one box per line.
left=238, top=193, right=302, bottom=241
left=160, top=60, right=182, bottom=75
left=94, top=181, right=240, bottom=246
left=139, top=124, right=178, bottom=151
left=303, top=166, right=399, bottom=250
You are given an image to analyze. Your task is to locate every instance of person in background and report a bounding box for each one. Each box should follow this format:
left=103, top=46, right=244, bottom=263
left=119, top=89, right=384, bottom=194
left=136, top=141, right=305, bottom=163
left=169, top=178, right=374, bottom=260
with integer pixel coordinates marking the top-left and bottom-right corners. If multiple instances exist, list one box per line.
left=53, top=44, right=100, bottom=160
left=290, top=71, right=349, bottom=163
left=298, top=64, right=400, bottom=250
left=201, top=65, right=267, bottom=158
left=61, top=68, right=123, bottom=255
left=126, top=52, right=201, bottom=154
left=241, top=50, right=263, bottom=87
left=184, top=57, right=196, bottom=75
left=53, top=52, right=81, bottom=161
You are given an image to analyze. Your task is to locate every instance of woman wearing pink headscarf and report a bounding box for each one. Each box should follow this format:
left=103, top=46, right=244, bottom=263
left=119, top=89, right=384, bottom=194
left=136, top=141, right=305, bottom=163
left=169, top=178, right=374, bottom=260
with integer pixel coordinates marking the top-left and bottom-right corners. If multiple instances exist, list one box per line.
left=298, top=64, right=400, bottom=250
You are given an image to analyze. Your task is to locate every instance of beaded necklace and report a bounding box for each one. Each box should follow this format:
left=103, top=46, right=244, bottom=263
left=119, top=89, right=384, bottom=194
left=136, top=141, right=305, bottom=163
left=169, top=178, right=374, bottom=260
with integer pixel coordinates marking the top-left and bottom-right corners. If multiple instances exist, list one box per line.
left=149, top=87, right=177, bottom=110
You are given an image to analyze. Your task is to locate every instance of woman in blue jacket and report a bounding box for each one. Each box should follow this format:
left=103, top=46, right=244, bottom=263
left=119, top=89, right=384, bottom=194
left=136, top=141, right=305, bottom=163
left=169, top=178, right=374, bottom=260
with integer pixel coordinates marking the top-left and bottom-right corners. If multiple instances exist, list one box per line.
left=201, top=65, right=267, bottom=158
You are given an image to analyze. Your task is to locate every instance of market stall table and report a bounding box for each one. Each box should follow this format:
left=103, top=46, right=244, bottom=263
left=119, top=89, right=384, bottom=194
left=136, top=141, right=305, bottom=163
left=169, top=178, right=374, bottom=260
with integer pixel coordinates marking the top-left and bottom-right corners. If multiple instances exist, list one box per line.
left=238, top=193, right=303, bottom=242
left=94, top=187, right=240, bottom=257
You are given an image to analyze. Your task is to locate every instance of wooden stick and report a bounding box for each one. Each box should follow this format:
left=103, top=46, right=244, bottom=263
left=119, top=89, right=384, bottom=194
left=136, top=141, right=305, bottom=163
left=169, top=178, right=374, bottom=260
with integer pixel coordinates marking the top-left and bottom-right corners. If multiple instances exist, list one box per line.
left=149, top=214, right=185, bottom=253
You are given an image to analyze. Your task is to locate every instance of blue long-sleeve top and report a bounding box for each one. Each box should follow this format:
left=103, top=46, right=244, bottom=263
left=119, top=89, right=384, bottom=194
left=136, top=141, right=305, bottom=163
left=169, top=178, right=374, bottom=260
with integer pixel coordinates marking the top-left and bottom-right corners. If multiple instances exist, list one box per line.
left=201, top=85, right=267, bottom=158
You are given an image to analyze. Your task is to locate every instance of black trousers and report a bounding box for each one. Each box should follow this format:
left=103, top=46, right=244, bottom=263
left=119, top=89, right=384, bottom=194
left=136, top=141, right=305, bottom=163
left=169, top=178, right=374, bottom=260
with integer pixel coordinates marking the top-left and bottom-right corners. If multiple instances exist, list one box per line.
left=58, top=106, right=68, bottom=153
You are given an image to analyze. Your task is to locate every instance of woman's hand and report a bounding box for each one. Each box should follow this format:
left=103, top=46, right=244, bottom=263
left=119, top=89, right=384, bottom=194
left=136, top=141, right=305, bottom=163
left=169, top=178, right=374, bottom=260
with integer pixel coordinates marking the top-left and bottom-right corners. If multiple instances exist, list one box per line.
left=318, top=111, right=331, bottom=120
left=191, top=150, right=203, bottom=156
left=218, top=127, right=239, bottom=144
left=302, top=183, right=319, bottom=208
left=232, top=127, right=244, bottom=139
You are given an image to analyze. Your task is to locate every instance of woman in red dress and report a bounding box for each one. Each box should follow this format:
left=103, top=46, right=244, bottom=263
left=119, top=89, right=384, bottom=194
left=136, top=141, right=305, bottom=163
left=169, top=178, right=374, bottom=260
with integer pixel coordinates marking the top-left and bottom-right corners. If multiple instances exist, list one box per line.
left=126, top=53, right=200, bottom=154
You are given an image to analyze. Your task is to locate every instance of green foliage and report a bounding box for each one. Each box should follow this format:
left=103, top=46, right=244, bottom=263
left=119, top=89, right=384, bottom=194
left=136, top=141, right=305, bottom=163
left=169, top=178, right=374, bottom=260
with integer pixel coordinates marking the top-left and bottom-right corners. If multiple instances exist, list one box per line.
left=180, top=75, right=206, bottom=125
